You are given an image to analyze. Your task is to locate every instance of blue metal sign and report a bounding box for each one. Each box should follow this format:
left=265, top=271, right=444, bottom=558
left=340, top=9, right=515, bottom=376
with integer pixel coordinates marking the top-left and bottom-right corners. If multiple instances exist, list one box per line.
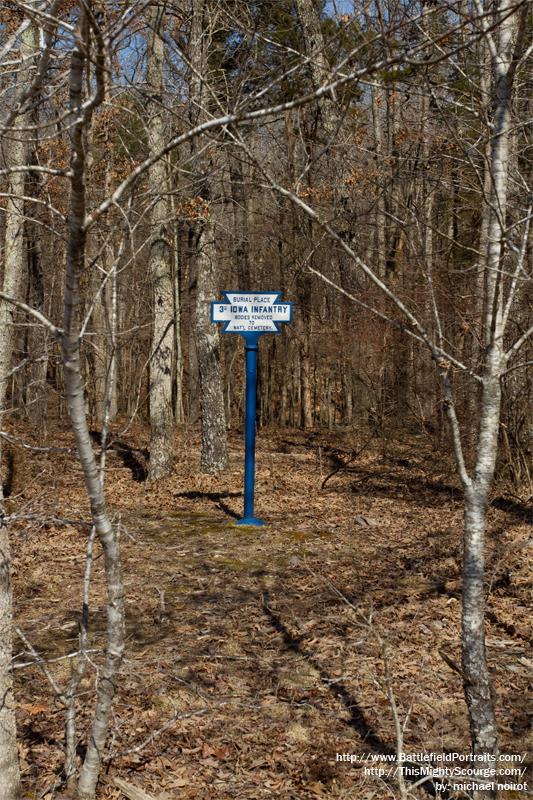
left=211, top=292, right=292, bottom=526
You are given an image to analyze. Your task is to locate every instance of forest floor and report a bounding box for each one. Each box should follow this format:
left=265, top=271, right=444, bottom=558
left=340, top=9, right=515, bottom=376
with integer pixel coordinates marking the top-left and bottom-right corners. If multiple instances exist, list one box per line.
left=7, top=422, right=533, bottom=800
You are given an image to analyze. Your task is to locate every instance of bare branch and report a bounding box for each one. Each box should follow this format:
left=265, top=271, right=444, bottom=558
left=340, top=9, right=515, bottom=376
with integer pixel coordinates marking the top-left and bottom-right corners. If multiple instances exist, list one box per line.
left=440, top=366, right=472, bottom=488
left=15, top=627, right=68, bottom=706
left=505, top=326, right=533, bottom=362
left=0, top=292, right=61, bottom=337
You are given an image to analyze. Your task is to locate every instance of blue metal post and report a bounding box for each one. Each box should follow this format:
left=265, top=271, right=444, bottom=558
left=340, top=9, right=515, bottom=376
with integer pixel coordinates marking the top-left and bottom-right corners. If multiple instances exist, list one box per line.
left=236, top=332, right=265, bottom=526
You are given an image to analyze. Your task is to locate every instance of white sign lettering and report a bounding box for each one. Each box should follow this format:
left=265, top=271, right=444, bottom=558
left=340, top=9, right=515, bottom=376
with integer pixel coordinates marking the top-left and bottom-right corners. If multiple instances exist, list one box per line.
left=211, top=292, right=292, bottom=334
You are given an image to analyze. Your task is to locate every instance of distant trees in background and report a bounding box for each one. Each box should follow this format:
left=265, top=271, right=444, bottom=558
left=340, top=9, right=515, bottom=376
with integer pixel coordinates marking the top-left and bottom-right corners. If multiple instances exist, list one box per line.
left=0, top=1, right=531, bottom=798
left=1, top=1, right=530, bottom=471
left=1, top=1, right=531, bottom=476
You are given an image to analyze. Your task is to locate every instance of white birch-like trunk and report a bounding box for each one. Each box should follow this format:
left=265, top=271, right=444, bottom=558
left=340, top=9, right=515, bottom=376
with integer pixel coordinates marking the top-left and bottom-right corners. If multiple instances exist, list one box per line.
left=0, top=19, right=36, bottom=798
left=457, top=3, right=526, bottom=795
left=194, top=218, right=229, bottom=472
left=146, top=4, right=175, bottom=479
left=461, top=358, right=502, bottom=796
left=189, top=0, right=228, bottom=473
left=87, top=230, right=107, bottom=421
left=441, top=341, right=503, bottom=800
left=107, top=256, right=118, bottom=422
left=56, top=13, right=125, bottom=797
left=90, top=157, right=117, bottom=424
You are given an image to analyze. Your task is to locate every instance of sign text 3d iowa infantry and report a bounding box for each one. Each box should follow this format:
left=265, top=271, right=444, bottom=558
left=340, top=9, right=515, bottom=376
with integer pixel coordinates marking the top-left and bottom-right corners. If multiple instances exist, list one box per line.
left=211, top=292, right=292, bottom=333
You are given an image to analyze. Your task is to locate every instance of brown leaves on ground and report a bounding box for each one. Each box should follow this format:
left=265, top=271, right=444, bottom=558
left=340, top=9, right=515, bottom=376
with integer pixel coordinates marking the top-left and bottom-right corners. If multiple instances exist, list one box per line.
left=9, top=423, right=533, bottom=798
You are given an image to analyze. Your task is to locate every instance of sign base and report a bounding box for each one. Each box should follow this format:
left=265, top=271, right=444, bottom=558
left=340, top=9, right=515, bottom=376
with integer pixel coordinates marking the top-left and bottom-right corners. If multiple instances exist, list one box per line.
left=236, top=517, right=266, bottom=527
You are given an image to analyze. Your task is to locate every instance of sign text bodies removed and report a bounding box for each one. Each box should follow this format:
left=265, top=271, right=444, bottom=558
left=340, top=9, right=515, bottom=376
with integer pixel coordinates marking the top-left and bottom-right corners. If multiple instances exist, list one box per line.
left=211, top=292, right=292, bottom=333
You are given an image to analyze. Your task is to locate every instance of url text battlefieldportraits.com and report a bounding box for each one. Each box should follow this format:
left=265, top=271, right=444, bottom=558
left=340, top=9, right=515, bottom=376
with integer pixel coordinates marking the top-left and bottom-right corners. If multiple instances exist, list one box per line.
left=336, top=752, right=529, bottom=794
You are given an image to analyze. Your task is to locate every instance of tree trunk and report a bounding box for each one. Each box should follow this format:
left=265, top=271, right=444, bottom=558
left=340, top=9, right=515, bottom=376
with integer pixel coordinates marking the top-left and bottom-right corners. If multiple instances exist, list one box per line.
left=299, top=321, right=313, bottom=428
left=371, top=80, right=387, bottom=278
left=185, top=226, right=200, bottom=423
left=86, top=228, right=106, bottom=421
left=25, top=160, right=48, bottom=427
left=228, top=148, right=251, bottom=289
left=459, top=348, right=502, bottom=800
left=188, top=0, right=228, bottom=473
left=292, top=2, right=339, bottom=430
left=169, top=187, right=184, bottom=423
left=107, top=258, right=119, bottom=422
left=193, top=215, right=229, bottom=472
left=0, top=526, right=20, bottom=800
left=462, top=486, right=497, bottom=758
left=90, top=154, right=117, bottom=425
left=146, top=4, right=174, bottom=479
left=459, top=6, right=526, bottom=789
left=59, top=13, right=125, bottom=797
left=0, top=19, right=36, bottom=799
left=294, top=0, right=337, bottom=141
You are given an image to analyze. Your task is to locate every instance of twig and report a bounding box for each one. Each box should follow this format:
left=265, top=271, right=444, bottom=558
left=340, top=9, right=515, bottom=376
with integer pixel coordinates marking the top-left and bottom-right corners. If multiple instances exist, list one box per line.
left=112, top=778, right=159, bottom=800
left=15, top=627, right=68, bottom=706
left=0, top=430, right=73, bottom=453
left=321, top=438, right=373, bottom=489
left=105, top=699, right=263, bottom=762
left=13, top=648, right=100, bottom=670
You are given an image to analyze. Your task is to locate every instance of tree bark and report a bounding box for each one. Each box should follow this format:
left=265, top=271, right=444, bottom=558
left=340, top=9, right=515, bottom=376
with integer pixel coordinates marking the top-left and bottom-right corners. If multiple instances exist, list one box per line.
left=169, top=186, right=184, bottom=423
left=458, top=347, right=502, bottom=799
left=458, top=4, right=527, bottom=792
left=0, top=19, right=36, bottom=799
left=371, top=80, right=387, bottom=278
left=294, top=0, right=338, bottom=141
left=188, top=0, right=228, bottom=473
left=56, top=12, right=125, bottom=797
left=228, top=148, right=251, bottom=290
left=25, top=158, right=49, bottom=427
left=0, top=524, right=19, bottom=800
left=146, top=4, right=175, bottom=479
left=193, top=209, right=229, bottom=472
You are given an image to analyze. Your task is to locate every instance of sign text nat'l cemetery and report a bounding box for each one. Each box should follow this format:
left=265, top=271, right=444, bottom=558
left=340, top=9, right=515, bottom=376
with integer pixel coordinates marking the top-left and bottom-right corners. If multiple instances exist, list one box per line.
left=211, top=292, right=292, bottom=525
left=211, top=292, right=292, bottom=333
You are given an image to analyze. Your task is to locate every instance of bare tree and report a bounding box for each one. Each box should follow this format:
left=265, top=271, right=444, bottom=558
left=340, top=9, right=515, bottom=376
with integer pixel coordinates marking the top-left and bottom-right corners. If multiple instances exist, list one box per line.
left=60, top=8, right=125, bottom=797
left=457, top=1, right=531, bottom=783
left=146, top=4, right=175, bottom=479
left=0, top=17, right=37, bottom=799
left=188, top=0, right=228, bottom=473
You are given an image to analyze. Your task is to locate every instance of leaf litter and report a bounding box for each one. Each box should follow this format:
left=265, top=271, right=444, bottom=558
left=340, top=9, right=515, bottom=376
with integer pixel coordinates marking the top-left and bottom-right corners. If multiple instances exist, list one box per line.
left=8, top=424, right=532, bottom=799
